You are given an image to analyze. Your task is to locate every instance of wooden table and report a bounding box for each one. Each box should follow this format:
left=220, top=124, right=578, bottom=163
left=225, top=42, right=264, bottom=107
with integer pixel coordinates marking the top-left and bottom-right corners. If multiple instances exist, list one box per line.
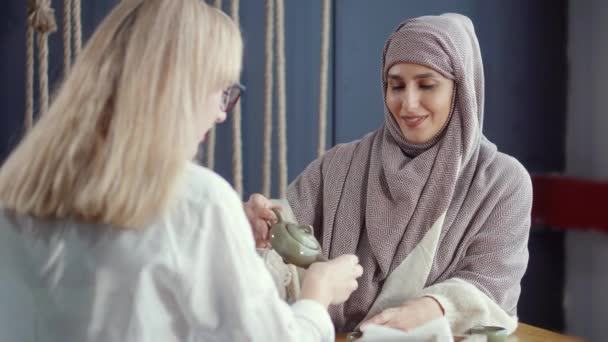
left=336, top=323, right=584, bottom=341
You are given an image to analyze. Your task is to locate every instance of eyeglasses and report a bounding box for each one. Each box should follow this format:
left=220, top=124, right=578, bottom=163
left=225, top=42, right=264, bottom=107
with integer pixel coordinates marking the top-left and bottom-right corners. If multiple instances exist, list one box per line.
left=220, top=83, right=246, bottom=113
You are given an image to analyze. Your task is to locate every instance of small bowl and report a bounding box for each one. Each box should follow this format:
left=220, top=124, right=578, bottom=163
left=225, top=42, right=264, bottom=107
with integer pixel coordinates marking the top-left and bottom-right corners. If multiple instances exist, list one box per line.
left=466, top=325, right=508, bottom=342
left=346, top=331, right=362, bottom=342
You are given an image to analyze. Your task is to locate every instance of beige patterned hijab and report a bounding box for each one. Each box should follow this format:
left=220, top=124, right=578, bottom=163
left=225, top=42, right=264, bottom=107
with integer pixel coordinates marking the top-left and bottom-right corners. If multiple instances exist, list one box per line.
left=288, top=13, right=531, bottom=332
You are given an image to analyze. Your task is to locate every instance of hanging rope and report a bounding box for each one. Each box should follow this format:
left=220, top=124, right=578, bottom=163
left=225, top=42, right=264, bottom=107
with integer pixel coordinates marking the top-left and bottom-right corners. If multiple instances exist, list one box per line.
left=25, top=23, right=34, bottom=131
left=317, top=0, right=330, bottom=157
left=37, top=27, right=51, bottom=115
left=72, top=0, right=82, bottom=56
left=26, top=0, right=57, bottom=130
left=204, top=124, right=216, bottom=168
left=275, top=0, right=288, bottom=198
left=231, top=0, right=243, bottom=198
left=262, top=0, right=274, bottom=198
left=230, top=0, right=240, bottom=24
left=63, top=0, right=72, bottom=77
left=206, top=0, right=223, bottom=169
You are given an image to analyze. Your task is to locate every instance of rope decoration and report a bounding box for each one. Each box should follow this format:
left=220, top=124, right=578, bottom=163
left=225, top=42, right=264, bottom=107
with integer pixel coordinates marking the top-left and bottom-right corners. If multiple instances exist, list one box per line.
left=318, top=0, right=330, bottom=157
left=230, top=0, right=244, bottom=198
left=25, top=24, right=34, bottom=131
left=27, top=0, right=56, bottom=33
left=72, top=0, right=82, bottom=56
left=22, top=0, right=331, bottom=202
left=275, top=0, right=287, bottom=198
left=63, top=0, right=72, bottom=77
left=262, top=0, right=274, bottom=197
left=205, top=0, right=223, bottom=169
left=26, top=0, right=57, bottom=130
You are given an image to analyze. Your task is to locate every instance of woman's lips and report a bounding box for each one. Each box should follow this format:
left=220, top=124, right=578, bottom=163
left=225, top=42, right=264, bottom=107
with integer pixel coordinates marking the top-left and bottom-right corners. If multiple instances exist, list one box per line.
left=400, top=115, right=428, bottom=128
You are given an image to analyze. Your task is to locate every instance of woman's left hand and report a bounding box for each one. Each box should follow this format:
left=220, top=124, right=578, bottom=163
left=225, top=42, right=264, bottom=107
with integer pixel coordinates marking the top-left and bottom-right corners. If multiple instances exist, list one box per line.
left=359, top=296, right=444, bottom=333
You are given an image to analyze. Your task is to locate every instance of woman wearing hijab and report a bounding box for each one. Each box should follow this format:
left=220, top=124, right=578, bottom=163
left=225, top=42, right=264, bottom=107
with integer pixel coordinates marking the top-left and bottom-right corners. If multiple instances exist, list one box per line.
left=245, top=13, right=532, bottom=335
left=0, top=1, right=363, bottom=341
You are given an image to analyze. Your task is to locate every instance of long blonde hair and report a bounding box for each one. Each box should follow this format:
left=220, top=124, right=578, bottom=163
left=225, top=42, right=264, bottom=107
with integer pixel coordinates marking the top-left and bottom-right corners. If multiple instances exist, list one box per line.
left=0, top=0, right=243, bottom=228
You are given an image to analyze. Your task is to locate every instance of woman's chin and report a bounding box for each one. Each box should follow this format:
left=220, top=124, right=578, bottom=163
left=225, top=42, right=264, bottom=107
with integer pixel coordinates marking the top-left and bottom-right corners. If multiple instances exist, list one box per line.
left=401, top=131, right=432, bottom=145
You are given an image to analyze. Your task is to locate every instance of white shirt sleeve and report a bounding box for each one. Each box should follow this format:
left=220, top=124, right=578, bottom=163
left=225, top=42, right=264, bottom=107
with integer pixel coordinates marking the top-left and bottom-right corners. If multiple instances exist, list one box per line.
left=179, top=180, right=334, bottom=342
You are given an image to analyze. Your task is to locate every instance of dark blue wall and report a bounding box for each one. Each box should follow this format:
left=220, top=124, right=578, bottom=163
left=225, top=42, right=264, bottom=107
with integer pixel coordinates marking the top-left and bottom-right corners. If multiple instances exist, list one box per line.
left=0, top=1, right=117, bottom=161
left=0, top=0, right=567, bottom=331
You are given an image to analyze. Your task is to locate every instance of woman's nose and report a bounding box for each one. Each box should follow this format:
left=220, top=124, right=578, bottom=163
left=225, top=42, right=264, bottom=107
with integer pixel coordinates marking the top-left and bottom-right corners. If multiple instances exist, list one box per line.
left=402, top=88, right=420, bottom=112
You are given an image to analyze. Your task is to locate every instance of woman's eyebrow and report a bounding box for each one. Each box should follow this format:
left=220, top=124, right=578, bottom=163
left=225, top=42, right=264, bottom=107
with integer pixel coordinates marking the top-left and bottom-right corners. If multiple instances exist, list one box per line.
left=387, top=72, right=437, bottom=81
left=413, top=72, right=437, bottom=80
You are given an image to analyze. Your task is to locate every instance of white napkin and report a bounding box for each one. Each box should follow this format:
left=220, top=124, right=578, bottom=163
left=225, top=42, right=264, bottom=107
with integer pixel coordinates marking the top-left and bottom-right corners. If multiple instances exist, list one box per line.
left=361, top=317, right=454, bottom=342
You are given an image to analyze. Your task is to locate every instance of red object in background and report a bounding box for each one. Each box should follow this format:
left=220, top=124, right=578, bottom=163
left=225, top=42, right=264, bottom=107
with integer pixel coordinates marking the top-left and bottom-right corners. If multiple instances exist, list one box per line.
left=531, top=175, right=608, bottom=232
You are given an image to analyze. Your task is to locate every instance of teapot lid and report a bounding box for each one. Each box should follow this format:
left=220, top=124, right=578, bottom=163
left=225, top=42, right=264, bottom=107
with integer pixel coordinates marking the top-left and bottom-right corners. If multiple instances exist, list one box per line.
left=286, top=224, right=320, bottom=250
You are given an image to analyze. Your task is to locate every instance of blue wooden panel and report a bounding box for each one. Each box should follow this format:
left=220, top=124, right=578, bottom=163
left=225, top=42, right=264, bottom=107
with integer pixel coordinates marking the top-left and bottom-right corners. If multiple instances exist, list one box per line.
left=0, top=0, right=119, bottom=161
left=0, top=0, right=28, bottom=159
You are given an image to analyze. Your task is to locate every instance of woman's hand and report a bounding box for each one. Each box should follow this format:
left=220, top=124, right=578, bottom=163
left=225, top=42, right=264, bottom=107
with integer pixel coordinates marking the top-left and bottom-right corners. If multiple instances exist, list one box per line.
left=300, top=254, right=364, bottom=308
left=359, top=296, right=444, bottom=333
left=243, top=194, right=280, bottom=248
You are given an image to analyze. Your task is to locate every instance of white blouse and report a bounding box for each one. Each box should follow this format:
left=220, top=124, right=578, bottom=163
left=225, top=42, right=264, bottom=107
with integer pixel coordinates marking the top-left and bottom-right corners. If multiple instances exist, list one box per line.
left=0, top=162, right=334, bottom=342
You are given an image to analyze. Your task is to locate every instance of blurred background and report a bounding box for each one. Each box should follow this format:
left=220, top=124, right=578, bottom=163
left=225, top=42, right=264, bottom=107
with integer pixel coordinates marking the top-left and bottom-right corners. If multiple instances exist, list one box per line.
left=1, top=1, right=606, bottom=340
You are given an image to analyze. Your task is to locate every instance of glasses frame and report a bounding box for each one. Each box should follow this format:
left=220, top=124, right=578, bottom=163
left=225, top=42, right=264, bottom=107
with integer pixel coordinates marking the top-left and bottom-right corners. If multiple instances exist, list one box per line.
left=220, top=83, right=246, bottom=113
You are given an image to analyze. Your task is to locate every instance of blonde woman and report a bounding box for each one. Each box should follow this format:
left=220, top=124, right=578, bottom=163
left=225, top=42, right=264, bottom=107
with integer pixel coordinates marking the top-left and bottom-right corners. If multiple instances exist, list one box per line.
left=0, top=1, right=362, bottom=341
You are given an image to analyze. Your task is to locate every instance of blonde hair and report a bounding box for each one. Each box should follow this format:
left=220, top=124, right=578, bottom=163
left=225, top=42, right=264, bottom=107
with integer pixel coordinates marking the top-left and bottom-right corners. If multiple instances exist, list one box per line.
left=0, top=0, right=243, bottom=228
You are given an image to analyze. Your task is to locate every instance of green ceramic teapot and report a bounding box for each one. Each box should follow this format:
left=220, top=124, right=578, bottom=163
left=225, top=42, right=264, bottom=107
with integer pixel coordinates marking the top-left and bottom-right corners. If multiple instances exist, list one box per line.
left=269, top=208, right=327, bottom=268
